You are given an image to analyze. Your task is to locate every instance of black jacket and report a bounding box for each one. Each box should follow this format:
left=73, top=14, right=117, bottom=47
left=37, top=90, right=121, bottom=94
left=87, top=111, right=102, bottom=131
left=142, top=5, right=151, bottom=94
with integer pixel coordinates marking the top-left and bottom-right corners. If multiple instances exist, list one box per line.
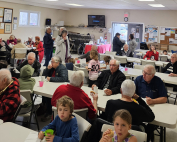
left=17, top=60, right=41, bottom=77
left=105, top=97, right=155, bottom=125
left=121, top=49, right=133, bottom=57
left=162, top=61, right=177, bottom=74
left=43, top=32, right=54, bottom=49
left=113, top=36, right=124, bottom=54
left=94, top=69, right=125, bottom=94
left=43, top=64, right=68, bottom=82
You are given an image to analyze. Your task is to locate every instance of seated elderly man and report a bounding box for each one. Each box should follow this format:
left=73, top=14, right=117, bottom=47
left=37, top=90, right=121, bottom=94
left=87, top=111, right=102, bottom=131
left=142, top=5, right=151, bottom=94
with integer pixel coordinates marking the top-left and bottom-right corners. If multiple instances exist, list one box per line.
left=40, top=56, right=68, bottom=122
left=0, top=69, right=20, bottom=122
left=10, top=38, right=26, bottom=65
left=121, top=44, right=133, bottom=57
left=17, top=52, right=41, bottom=77
left=51, top=70, right=98, bottom=120
left=75, top=45, right=100, bottom=60
left=92, top=59, right=125, bottom=95
left=162, top=53, right=177, bottom=91
left=134, top=64, right=168, bottom=105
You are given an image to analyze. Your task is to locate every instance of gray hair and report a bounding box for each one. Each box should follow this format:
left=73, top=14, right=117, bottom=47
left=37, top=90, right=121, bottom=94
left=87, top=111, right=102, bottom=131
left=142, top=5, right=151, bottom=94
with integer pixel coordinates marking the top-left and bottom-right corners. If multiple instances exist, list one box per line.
left=70, top=71, right=84, bottom=87
left=172, top=53, right=177, bottom=58
left=110, top=59, right=120, bottom=66
left=46, top=27, right=51, bottom=32
left=17, top=38, right=21, bottom=43
left=60, top=27, right=66, bottom=31
left=143, top=64, right=156, bottom=75
left=27, top=52, right=35, bottom=59
left=91, top=45, right=98, bottom=50
left=52, top=56, right=62, bottom=63
left=121, top=79, right=136, bottom=97
left=123, top=44, right=128, bottom=48
left=0, top=69, right=12, bottom=84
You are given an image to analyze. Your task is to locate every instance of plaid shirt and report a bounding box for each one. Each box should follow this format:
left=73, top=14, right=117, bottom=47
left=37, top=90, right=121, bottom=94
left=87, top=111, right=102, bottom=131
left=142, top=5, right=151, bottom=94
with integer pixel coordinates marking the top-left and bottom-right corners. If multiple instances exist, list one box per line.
left=0, top=77, right=20, bottom=122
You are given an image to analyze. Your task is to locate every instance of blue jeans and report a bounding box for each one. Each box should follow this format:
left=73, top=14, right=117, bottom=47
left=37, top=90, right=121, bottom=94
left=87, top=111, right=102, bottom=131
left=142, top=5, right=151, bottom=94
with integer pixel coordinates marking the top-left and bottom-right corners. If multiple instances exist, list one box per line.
left=44, top=48, right=53, bottom=66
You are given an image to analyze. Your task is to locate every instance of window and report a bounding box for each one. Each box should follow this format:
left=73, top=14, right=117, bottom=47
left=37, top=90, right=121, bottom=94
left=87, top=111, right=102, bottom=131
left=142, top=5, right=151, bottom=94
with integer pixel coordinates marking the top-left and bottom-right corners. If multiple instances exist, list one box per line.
left=19, top=10, right=40, bottom=27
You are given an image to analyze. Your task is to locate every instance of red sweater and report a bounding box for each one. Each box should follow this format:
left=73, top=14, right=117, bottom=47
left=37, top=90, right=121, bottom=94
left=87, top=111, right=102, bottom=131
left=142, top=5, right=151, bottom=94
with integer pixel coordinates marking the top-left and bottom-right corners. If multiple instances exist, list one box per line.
left=51, top=84, right=96, bottom=119
left=143, top=51, right=159, bottom=61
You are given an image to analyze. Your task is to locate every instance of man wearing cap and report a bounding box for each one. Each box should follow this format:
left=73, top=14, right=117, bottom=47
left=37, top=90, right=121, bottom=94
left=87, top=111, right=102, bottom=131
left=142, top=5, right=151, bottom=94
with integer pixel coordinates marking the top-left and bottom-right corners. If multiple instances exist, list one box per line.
left=113, top=33, right=124, bottom=56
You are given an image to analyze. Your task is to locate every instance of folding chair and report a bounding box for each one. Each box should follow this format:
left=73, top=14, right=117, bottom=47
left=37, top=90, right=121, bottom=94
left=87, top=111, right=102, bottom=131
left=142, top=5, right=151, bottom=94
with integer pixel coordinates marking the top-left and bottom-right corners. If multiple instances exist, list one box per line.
left=13, top=48, right=27, bottom=67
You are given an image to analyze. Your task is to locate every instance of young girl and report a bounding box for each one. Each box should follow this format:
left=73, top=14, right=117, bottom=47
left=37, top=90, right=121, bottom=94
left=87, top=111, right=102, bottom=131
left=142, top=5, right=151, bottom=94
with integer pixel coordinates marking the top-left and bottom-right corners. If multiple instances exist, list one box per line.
left=100, top=109, right=137, bottom=142
left=38, top=96, right=79, bottom=142
left=86, top=50, right=100, bottom=87
left=143, top=45, right=159, bottom=61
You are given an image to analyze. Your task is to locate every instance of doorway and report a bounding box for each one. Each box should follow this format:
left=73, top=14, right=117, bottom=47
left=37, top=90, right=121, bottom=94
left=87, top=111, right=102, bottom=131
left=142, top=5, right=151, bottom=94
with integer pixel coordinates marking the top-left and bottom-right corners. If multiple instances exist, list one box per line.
left=112, top=22, right=144, bottom=49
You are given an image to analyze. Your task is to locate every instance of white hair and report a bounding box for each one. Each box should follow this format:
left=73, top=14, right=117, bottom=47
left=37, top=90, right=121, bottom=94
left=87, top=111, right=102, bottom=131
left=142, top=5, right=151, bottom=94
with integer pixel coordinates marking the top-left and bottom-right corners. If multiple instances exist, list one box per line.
left=46, top=26, right=51, bottom=32
left=27, top=52, right=35, bottom=59
left=52, top=56, right=62, bottom=63
left=0, top=69, right=12, bottom=84
left=172, top=53, right=177, bottom=58
left=123, top=44, right=129, bottom=48
left=28, top=36, right=33, bottom=39
left=143, top=64, right=156, bottom=75
left=110, top=59, right=120, bottom=66
left=121, top=79, right=136, bottom=97
left=70, top=71, right=84, bottom=87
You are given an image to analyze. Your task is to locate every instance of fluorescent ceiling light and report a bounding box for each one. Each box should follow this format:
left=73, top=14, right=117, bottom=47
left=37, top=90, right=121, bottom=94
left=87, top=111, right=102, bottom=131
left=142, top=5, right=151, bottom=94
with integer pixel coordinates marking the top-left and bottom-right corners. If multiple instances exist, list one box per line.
left=148, top=4, right=165, bottom=7
left=66, top=3, right=83, bottom=6
left=46, top=0, right=58, bottom=1
left=139, top=0, right=154, bottom=1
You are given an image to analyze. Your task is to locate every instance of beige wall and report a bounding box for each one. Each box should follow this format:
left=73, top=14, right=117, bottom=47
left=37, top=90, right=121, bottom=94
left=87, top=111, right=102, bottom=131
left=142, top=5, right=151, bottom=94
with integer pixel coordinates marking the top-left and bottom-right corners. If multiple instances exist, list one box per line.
left=65, top=8, right=177, bottom=42
left=0, top=2, right=66, bottom=42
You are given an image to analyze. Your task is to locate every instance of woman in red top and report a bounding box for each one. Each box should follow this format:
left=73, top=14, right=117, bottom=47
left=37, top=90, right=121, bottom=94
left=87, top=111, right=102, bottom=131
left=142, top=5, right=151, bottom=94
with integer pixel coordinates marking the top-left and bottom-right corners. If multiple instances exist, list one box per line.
left=34, top=36, right=44, bottom=63
left=143, top=45, right=159, bottom=61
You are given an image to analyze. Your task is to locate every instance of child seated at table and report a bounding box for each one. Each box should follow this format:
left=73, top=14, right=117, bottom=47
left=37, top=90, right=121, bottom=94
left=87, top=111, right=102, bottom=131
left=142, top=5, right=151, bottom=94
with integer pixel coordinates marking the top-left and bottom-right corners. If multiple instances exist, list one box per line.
left=86, top=50, right=100, bottom=87
left=66, top=58, right=75, bottom=70
left=100, top=109, right=137, bottom=142
left=101, top=56, right=111, bottom=69
left=38, top=95, right=79, bottom=142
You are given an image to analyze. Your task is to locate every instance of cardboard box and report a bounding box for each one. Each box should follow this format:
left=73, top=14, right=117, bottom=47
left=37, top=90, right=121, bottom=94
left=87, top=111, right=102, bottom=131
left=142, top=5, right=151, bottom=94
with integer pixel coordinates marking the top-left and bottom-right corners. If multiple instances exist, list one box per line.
left=160, top=44, right=169, bottom=51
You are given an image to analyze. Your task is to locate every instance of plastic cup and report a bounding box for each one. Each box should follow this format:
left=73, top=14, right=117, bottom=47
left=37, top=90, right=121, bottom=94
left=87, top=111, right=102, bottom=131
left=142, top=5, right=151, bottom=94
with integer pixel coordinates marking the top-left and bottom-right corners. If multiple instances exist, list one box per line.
left=77, top=60, right=80, bottom=63
left=125, top=68, right=128, bottom=71
left=39, top=81, right=44, bottom=87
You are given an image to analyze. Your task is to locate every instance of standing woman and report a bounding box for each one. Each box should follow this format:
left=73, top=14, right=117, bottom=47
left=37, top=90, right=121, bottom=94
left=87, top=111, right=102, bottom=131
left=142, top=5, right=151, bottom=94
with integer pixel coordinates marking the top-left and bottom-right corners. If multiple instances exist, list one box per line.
left=34, top=36, right=44, bottom=63
left=128, top=34, right=137, bottom=53
left=55, top=30, right=71, bottom=63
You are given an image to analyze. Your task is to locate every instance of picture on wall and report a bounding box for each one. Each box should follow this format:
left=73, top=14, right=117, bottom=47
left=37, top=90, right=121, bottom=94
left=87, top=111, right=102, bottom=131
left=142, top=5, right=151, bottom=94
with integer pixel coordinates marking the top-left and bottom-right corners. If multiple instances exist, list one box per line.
left=4, top=23, right=11, bottom=33
left=0, top=8, right=4, bottom=17
left=4, top=8, right=13, bottom=23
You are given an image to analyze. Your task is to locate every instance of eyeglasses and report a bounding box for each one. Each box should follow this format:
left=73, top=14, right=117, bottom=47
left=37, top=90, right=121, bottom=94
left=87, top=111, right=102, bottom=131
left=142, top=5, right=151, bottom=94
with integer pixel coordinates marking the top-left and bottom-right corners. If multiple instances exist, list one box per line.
left=51, top=61, right=57, bottom=63
left=142, top=70, right=152, bottom=76
left=110, top=64, right=117, bottom=67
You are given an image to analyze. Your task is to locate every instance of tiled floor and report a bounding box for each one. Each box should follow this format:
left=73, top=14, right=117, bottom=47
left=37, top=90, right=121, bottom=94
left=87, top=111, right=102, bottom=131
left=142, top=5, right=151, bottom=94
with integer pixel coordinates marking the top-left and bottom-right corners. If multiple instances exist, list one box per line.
left=14, top=53, right=177, bottom=142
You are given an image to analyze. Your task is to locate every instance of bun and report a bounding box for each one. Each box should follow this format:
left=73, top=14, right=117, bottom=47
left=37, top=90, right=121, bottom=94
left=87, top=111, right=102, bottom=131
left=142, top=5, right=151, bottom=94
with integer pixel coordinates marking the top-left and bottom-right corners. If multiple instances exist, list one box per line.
left=107, top=130, right=114, bottom=138
left=90, top=91, right=95, bottom=94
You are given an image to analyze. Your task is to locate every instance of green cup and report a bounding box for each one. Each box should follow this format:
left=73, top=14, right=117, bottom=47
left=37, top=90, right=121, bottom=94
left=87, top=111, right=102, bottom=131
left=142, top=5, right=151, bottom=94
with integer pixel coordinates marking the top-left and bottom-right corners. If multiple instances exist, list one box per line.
left=43, top=129, right=54, bottom=136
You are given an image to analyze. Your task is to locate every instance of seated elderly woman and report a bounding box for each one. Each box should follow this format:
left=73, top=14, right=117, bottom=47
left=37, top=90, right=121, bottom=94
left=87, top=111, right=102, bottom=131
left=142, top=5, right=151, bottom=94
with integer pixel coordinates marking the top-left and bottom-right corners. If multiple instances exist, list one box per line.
left=34, top=36, right=44, bottom=63
left=25, top=36, right=34, bottom=47
left=0, top=69, right=20, bottom=122
left=7, top=35, right=17, bottom=45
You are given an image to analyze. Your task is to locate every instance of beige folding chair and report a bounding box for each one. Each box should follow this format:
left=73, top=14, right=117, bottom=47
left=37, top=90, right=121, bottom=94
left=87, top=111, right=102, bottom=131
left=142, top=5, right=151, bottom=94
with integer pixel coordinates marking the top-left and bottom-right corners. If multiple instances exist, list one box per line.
left=160, top=56, right=168, bottom=62
left=101, top=124, right=147, bottom=142
left=105, top=51, right=116, bottom=56
left=141, top=60, right=155, bottom=67
left=114, top=56, right=127, bottom=64
left=74, top=65, right=88, bottom=78
left=134, top=64, right=144, bottom=70
left=13, top=90, right=39, bottom=131
left=52, top=106, right=88, bottom=119
left=14, top=48, right=27, bottom=66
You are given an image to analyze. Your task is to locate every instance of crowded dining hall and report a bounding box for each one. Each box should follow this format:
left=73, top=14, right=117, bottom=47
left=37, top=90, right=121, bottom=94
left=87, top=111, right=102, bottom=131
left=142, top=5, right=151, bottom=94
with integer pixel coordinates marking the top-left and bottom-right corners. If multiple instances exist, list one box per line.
left=1, top=0, right=177, bottom=142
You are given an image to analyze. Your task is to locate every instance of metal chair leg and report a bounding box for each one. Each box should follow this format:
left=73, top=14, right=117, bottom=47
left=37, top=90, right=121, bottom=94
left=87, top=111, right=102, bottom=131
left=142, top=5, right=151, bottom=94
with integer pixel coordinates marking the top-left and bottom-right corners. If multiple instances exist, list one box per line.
left=34, top=110, right=40, bottom=131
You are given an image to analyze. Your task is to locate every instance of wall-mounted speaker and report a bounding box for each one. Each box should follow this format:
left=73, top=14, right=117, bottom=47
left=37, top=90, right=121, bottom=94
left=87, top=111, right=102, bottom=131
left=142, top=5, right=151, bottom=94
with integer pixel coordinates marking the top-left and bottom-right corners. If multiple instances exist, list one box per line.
left=45, top=19, right=51, bottom=25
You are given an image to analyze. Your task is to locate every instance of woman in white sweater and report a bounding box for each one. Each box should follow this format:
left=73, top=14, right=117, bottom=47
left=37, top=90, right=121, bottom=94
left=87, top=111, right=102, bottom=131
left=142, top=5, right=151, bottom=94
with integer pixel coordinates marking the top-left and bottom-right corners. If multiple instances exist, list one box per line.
left=128, top=34, right=137, bottom=53
left=55, top=30, right=71, bottom=62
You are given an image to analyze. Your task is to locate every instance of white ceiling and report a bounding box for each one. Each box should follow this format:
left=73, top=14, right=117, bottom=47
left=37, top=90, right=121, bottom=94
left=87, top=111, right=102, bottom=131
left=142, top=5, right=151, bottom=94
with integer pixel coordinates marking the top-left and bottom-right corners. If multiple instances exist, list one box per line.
left=1, top=0, right=177, bottom=10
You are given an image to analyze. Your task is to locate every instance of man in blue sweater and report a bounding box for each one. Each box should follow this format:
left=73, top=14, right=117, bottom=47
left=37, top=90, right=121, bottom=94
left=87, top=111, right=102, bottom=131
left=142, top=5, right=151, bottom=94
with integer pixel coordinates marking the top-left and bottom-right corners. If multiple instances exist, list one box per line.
left=113, top=33, right=124, bottom=55
left=43, top=27, right=55, bottom=66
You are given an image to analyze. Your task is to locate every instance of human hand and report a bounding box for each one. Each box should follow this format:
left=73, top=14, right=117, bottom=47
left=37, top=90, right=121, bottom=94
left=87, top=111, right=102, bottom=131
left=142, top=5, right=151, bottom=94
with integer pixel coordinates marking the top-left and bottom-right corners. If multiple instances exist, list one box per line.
left=132, top=94, right=139, bottom=100
left=52, top=38, right=55, bottom=41
left=169, top=73, right=177, bottom=77
left=99, top=129, right=113, bottom=142
left=63, top=36, right=67, bottom=40
left=47, top=77, right=50, bottom=81
left=92, top=93, right=98, bottom=102
left=92, top=84, right=96, bottom=90
left=146, top=96, right=154, bottom=105
left=154, top=50, right=156, bottom=54
left=85, top=66, right=88, bottom=69
left=38, top=131, right=44, bottom=140
left=12, top=42, right=14, bottom=44
left=75, top=58, right=78, bottom=60
left=104, top=89, right=112, bottom=96
left=45, top=134, right=54, bottom=142
left=48, top=64, right=52, bottom=69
